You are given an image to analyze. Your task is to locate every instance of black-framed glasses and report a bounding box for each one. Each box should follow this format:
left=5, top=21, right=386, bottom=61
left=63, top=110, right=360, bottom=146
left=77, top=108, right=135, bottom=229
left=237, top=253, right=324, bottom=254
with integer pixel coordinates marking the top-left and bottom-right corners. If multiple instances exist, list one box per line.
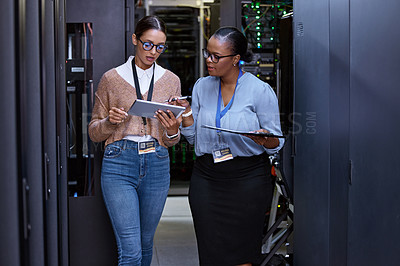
left=202, top=48, right=236, bottom=63
left=139, top=39, right=167, bottom=53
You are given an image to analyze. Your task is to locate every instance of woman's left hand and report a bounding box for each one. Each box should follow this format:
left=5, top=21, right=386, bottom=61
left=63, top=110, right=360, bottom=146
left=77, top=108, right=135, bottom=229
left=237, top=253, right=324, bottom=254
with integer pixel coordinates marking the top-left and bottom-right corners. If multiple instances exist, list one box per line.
left=243, top=129, right=269, bottom=146
left=243, top=129, right=279, bottom=149
left=154, top=109, right=182, bottom=136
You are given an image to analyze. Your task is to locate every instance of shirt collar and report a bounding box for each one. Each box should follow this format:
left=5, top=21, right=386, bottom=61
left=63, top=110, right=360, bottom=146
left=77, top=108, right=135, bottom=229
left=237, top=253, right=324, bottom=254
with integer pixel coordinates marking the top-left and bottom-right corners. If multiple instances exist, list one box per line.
left=134, top=60, right=155, bottom=80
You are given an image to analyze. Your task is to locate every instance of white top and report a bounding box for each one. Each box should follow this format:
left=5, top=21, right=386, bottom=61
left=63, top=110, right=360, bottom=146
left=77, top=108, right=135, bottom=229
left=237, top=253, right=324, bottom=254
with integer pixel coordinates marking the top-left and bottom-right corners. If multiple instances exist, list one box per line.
left=116, top=56, right=166, bottom=143
left=116, top=55, right=166, bottom=93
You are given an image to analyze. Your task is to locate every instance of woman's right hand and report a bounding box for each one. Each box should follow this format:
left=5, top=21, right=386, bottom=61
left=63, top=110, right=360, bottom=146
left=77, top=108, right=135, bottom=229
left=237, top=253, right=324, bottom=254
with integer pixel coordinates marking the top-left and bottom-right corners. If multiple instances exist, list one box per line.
left=176, top=99, right=190, bottom=109
left=166, top=96, right=190, bottom=109
left=167, top=96, right=193, bottom=127
left=167, top=96, right=191, bottom=114
left=108, top=107, right=128, bottom=125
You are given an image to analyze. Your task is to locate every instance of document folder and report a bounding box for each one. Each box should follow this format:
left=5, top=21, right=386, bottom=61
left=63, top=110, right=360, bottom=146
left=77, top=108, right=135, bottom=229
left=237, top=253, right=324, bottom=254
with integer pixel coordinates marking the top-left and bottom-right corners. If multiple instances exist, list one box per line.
left=201, top=125, right=285, bottom=138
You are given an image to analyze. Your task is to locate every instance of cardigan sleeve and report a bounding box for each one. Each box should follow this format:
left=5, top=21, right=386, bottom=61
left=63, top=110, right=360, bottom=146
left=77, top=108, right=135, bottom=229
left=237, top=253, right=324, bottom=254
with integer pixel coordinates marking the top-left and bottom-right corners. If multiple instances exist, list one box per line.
left=88, top=74, right=118, bottom=143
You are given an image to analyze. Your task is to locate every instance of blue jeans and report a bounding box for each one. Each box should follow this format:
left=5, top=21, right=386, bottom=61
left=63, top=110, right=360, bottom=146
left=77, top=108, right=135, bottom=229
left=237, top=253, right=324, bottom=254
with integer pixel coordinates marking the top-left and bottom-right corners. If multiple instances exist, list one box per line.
left=101, top=140, right=170, bottom=266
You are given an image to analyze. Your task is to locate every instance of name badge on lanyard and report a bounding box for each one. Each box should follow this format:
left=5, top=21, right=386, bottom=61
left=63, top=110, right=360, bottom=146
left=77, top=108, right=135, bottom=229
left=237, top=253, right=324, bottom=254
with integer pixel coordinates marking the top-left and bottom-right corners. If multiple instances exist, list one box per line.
left=138, top=140, right=156, bottom=154
left=212, top=69, right=243, bottom=163
left=212, top=147, right=233, bottom=163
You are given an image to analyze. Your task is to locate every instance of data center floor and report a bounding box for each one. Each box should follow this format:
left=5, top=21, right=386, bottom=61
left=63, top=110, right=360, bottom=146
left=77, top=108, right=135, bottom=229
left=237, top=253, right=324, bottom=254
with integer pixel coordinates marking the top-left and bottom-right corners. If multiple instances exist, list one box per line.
left=151, top=195, right=199, bottom=266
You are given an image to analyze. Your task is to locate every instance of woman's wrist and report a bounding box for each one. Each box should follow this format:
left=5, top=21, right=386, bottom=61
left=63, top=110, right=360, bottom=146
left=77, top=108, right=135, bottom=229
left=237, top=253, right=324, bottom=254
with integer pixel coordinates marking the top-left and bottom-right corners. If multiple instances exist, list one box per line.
left=106, top=116, right=117, bottom=125
left=166, top=129, right=180, bottom=139
left=182, top=109, right=192, bottom=118
left=263, top=137, right=279, bottom=149
left=181, top=107, right=194, bottom=127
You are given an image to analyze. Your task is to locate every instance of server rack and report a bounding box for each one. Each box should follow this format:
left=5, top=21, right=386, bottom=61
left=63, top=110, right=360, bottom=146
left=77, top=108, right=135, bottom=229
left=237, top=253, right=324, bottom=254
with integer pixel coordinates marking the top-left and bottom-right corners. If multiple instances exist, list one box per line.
left=241, top=1, right=293, bottom=90
left=66, top=22, right=95, bottom=197
left=149, top=6, right=201, bottom=185
left=65, top=0, right=131, bottom=265
left=152, top=7, right=200, bottom=96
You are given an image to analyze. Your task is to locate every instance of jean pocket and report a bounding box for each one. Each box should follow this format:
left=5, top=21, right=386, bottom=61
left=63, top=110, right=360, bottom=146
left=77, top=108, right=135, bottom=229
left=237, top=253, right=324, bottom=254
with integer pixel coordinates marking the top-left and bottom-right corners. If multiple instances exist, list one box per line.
left=155, top=145, right=169, bottom=159
left=104, top=144, right=122, bottom=159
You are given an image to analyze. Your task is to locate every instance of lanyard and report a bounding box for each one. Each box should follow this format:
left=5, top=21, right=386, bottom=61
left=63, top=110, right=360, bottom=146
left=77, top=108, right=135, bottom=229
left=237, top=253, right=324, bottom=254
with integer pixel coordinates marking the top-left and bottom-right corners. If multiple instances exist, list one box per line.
left=216, top=68, right=243, bottom=130
left=131, top=59, right=155, bottom=126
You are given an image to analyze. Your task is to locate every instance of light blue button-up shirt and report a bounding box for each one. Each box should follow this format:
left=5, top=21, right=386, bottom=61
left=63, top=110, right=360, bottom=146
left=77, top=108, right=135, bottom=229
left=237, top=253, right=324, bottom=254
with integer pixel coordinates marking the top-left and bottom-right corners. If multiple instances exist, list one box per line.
left=181, top=71, right=284, bottom=157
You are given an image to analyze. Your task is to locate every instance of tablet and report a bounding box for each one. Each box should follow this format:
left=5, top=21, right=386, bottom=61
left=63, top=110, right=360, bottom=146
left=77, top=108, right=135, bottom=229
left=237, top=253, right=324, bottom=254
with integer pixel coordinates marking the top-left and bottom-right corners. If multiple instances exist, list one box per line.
left=128, top=99, right=186, bottom=119
left=201, top=125, right=285, bottom=138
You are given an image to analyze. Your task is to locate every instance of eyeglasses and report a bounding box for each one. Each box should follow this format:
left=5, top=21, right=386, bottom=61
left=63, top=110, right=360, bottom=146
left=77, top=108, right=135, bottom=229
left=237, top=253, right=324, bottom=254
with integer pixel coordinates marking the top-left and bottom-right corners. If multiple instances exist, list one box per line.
left=139, top=39, right=167, bottom=53
left=202, top=48, right=236, bottom=63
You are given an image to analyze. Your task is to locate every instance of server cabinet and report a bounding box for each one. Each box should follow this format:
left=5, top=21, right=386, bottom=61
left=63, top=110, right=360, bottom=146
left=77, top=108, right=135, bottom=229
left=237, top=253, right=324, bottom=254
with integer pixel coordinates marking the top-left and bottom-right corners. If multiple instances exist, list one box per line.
left=41, top=0, right=62, bottom=265
left=16, top=0, right=64, bottom=265
left=55, top=0, right=69, bottom=264
left=293, top=0, right=331, bottom=264
left=17, top=0, right=46, bottom=264
left=220, top=0, right=242, bottom=29
left=293, top=0, right=400, bottom=265
left=0, top=0, right=20, bottom=265
left=65, top=0, right=132, bottom=265
left=1, top=0, right=68, bottom=265
left=328, top=0, right=350, bottom=264
left=347, top=1, right=400, bottom=265
left=278, top=14, right=294, bottom=208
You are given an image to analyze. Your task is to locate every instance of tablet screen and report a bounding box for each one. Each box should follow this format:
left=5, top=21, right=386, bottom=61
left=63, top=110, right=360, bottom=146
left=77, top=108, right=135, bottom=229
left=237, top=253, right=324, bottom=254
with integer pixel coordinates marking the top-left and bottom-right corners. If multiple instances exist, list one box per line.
left=128, top=99, right=186, bottom=119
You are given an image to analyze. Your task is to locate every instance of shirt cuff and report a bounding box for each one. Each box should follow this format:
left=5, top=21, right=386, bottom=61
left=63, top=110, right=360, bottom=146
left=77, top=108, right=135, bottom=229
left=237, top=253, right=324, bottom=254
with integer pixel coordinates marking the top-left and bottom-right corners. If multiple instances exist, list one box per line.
left=180, top=123, right=195, bottom=136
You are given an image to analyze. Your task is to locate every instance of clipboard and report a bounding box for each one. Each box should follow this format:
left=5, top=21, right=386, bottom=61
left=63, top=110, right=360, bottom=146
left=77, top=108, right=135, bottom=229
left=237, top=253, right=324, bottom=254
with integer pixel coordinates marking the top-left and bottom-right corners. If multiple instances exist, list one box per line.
left=201, top=125, right=285, bottom=138
left=128, top=99, right=186, bottom=119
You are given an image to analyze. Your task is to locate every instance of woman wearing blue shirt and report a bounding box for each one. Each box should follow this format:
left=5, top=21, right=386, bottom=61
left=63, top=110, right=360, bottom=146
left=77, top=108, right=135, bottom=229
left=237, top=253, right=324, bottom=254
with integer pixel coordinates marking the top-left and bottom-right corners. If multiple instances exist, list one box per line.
left=176, top=27, right=284, bottom=266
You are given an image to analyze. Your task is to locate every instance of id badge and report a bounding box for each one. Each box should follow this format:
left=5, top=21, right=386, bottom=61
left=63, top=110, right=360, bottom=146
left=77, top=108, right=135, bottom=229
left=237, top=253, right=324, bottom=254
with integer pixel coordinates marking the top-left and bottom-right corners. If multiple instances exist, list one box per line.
left=212, top=147, right=233, bottom=163
left=138, top=140, right=156, bottom=154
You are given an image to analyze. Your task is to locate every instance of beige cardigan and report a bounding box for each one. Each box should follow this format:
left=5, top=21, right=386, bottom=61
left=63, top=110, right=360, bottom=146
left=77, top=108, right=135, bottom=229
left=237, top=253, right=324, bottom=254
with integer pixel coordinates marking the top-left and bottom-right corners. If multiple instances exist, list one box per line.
left=88, top=68, right=181, bottom=148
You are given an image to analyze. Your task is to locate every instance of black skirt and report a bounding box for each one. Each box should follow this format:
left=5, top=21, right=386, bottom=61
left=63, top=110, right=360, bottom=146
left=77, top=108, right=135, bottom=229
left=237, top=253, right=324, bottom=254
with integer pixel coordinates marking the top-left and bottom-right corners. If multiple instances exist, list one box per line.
left=189, top=153, right=274, bottom=266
